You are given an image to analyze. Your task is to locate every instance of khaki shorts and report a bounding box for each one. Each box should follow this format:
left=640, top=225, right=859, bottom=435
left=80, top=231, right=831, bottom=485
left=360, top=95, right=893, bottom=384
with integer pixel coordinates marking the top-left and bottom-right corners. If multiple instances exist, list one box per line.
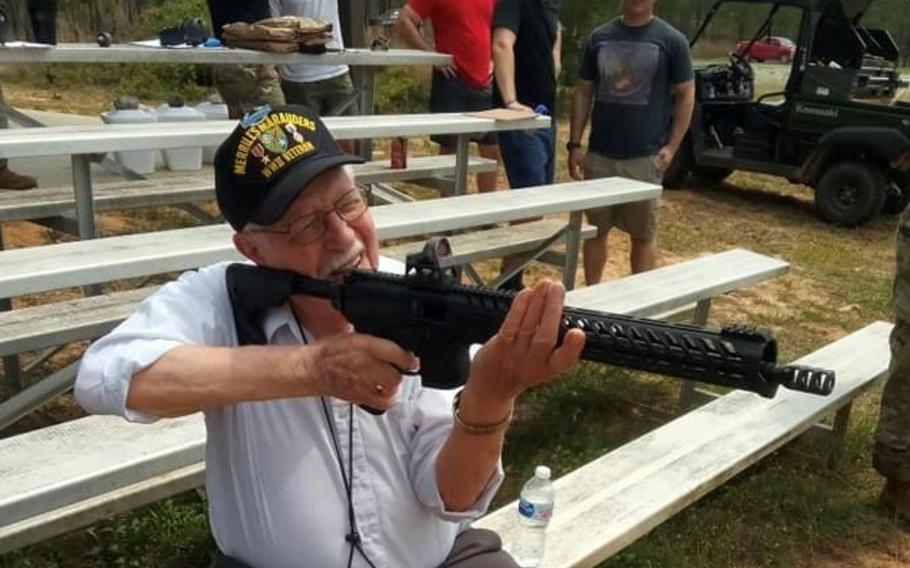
left=583, top=152, right=662, bottom=241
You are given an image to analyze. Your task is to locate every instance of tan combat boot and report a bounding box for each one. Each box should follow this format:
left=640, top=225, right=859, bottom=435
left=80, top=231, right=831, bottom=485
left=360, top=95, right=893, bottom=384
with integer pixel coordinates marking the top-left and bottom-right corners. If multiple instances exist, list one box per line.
left=879, top=479, right=910, bottom=524
left=0, top=167, right=37, bottom=190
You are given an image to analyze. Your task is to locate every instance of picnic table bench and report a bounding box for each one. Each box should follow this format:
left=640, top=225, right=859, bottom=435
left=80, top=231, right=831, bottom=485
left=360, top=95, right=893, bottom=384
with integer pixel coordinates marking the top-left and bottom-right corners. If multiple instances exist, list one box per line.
left=0, top=246, right=793, bottom=554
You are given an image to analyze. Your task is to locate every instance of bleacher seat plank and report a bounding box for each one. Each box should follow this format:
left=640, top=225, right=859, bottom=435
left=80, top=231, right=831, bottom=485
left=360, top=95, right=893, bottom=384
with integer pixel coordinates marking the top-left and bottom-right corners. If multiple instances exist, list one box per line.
left=0, top=462, right=206, bottom=557
left=0, top=413, right=204, bottom=529
left=566, top=248, right=788, bottom=316
left=0, top=287, right=159, bottom=357
left=353, top=154, right=497, bottom=184
left=0, top=178, right=659, bottom=299
left=0, top=113, right=551, bottom=159
left=381, top=219, right=598, bottom=265
left=474, top=321, right=892, bottom=568
left=0, top=176, right=212, bottom=223
left=0, top=248, right=788, bottom=553
left=0, top=221, right=588, bottom=357
left=0, top=156, right=497, bottom=223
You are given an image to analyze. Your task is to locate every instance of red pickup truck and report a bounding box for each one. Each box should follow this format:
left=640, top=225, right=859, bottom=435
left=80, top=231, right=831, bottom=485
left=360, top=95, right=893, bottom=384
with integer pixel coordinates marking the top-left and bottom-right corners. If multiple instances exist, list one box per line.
left=735, top=36, right=796, bottom=63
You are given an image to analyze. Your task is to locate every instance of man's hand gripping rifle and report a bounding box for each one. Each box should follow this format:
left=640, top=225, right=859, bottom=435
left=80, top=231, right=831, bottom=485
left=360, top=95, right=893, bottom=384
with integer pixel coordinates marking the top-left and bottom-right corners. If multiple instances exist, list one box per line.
left=227, top=237, right=835, bottom=399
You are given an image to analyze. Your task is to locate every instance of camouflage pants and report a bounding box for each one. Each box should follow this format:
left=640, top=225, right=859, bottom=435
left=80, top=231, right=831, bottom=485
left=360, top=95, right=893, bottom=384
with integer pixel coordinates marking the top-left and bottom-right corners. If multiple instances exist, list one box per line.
left=874, top=318, right=910, bottom=481
left=212, top=64, right=285, bottom=119
left=0, top=79, right=9, bottom=169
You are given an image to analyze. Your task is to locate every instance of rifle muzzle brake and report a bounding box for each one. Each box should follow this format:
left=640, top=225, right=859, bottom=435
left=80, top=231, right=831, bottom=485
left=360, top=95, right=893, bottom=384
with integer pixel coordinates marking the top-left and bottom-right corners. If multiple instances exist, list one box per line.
left=764, top=363, right=836, bottom=396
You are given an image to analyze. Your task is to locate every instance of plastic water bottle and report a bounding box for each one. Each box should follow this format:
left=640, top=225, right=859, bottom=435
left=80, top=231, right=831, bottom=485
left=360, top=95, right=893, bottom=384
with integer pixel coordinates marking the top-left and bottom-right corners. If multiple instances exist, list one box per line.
left=512, top=465, right=555, bottom=567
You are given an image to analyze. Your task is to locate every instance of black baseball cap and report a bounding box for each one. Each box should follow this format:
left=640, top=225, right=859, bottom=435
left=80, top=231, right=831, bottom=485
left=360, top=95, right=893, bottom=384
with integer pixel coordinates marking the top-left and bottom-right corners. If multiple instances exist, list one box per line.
left=214, top=104, right=365, bottom=231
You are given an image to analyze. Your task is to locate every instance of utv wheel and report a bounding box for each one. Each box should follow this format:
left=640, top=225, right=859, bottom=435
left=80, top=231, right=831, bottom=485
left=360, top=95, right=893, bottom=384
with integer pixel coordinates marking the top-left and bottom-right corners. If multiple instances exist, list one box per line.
left=662, top=138, right=693, bottom=189
left=815, top=161, right=887, bottom=226
left=884, top=172, right=910, bottom=215
left=691, top=165, right=733, bottom=184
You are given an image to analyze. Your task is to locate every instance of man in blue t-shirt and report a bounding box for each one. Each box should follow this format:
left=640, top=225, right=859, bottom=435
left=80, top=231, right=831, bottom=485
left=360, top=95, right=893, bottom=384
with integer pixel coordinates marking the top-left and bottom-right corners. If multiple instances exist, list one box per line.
left=567, top=0, right=694, bottom=284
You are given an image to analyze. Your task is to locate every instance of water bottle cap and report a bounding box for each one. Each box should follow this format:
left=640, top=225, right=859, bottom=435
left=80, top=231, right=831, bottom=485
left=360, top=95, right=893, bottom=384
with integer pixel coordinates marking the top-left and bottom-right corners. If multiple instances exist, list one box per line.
left=535, top=465, right=551, bottom=480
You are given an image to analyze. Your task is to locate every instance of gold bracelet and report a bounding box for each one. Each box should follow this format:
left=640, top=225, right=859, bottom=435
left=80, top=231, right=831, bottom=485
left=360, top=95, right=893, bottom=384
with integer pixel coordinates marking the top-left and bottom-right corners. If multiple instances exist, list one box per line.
left=452, top=390, right=513, bottom=436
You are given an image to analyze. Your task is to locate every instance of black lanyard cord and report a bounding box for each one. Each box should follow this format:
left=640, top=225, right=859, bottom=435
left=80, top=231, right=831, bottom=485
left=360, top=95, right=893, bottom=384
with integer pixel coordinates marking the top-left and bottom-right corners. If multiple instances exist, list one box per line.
left=320, top=398, right=378, bottom=568
left=300, top=320, right=377, bottom=568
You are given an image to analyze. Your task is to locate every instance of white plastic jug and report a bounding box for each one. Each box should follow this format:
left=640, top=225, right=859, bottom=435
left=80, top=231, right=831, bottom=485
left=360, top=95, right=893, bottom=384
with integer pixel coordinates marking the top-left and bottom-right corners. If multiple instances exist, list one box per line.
left=195, top=97, right=230, bottom=164
left=100, top=97, right=158, bottom=175
left=156, top=96, right=206, bottom=171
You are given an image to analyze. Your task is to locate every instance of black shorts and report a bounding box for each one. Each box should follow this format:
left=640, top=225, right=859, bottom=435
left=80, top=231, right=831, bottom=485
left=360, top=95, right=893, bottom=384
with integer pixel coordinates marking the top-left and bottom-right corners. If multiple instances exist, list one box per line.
left=429, top=70, right=497, bottom=148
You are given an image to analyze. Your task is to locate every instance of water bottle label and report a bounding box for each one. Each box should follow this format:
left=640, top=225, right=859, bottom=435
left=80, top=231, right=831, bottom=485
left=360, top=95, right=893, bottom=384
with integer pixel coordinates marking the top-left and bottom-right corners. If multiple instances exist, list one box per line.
left=518, top=498, right=553, bottom=522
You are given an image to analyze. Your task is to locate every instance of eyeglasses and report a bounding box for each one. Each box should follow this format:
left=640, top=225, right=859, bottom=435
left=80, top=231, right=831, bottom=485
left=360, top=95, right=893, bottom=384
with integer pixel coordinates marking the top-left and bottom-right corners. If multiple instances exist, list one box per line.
left=247, top=188, right=369, bottom=245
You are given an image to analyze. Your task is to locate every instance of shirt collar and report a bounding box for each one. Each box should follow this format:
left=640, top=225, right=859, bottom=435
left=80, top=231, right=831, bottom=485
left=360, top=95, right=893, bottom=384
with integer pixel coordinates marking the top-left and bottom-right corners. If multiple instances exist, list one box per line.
left=262, top=302, right=304, bottom=344
left=261, top=302, right=355, bottom=344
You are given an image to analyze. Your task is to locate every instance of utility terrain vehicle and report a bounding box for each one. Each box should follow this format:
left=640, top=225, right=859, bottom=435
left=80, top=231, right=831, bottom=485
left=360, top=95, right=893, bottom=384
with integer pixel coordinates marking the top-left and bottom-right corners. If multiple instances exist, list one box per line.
left=665, top=0, right=910, bottom=226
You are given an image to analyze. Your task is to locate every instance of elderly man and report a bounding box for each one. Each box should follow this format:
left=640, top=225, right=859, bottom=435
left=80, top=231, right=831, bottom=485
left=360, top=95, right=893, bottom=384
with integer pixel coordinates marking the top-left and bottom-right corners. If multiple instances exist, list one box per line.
left=568, top=0, right=694, bottom=284
left=75, top=105, right=584, bottom=568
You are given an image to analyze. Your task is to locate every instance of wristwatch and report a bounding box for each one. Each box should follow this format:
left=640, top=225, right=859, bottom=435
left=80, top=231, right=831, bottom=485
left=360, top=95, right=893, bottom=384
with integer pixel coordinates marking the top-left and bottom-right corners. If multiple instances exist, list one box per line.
left=566, top=141, right=582, bottom=151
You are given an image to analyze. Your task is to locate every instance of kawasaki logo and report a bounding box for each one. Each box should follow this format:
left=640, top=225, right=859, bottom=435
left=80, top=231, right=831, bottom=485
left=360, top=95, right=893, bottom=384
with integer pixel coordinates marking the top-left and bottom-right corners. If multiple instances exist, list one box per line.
left=795, top=104, right=839, bottom=119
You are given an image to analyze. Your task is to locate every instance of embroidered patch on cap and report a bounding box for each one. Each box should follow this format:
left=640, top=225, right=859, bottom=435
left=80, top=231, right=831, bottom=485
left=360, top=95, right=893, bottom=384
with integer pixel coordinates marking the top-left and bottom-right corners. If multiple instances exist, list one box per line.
left=232, top=107, right=319, bottom=180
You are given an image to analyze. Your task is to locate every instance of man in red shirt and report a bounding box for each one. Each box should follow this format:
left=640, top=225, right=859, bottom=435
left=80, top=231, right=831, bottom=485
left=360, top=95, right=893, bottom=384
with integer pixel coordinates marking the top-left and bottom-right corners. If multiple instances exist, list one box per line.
left=397, top=0, right=501, bottom=193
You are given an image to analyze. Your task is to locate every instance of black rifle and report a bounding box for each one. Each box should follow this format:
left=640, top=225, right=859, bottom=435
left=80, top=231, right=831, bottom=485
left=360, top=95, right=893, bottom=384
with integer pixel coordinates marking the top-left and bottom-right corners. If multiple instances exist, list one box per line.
left=226, top=238, right=835, bottom=399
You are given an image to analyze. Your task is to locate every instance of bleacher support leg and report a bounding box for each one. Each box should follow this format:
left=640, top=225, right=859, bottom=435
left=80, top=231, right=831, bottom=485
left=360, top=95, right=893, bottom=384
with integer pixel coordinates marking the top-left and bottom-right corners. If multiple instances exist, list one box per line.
left=827, top=402, right=853, bottom=469
left=562, top=211, right=583, bottom=291
left=453, top=134, right=470, bottom=196
left=0, top=361, right=79, bottom=430
left=679, top=298, right=713, bottom=407
left=0, top=228, right=22, bottom=390
left=0, top=326, right=22, bottom=391
left=352, top=67, right=375, bottom=162
left=71, top=155, right=102, bottom=297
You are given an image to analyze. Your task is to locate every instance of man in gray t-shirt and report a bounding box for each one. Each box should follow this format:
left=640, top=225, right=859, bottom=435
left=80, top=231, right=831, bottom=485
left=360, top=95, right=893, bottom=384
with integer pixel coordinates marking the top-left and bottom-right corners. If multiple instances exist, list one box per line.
left=567, top=0, right=694, bottom=284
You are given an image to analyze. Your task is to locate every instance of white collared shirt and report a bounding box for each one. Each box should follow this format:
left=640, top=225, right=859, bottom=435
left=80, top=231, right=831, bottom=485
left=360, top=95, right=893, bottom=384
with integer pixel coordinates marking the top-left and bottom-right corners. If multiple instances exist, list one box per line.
left=75, top=258, right=503, bottom=568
